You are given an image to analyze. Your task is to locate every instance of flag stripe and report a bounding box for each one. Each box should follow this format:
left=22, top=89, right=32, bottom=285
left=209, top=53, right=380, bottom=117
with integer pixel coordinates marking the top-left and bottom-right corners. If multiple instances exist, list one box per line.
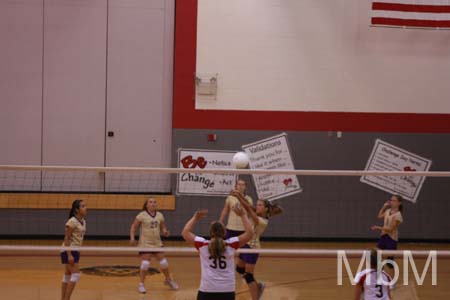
left=372, top=11, right=450, bottom=21
left=372, top=17, right=450, bottom=27
left=373, top=2, right=450, bottom=13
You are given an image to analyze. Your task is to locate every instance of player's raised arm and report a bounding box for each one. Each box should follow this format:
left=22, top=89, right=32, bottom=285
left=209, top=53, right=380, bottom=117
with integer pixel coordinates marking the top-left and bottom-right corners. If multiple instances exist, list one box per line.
left=182, top=209, right=208, bottom=243
left=232, top=205, right=253, bottom=247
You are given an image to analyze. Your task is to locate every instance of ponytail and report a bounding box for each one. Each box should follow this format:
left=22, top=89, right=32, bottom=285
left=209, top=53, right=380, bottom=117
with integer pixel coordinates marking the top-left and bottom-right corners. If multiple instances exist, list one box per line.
left=208, top=222, right=226, bottom=259
left=69, top=199, right=83, bottom=220
left=394, top=195, right=404, bottom=213
left=259, top=199, right=283, bottom=218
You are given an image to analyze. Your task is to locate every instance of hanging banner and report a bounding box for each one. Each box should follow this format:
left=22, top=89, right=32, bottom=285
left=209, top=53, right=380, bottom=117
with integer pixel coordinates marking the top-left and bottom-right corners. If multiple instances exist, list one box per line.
left=177, top=149, right=236, bottom=196
left=360, top=139, right=432, bottom=203
left=242, top=133, right=302, bottom=201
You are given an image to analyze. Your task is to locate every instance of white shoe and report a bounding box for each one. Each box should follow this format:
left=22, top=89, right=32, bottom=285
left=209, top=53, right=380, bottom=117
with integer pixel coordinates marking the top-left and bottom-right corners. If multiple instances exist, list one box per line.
left=257, top=282, right=265, bottom=300
left=138, top=284, right=146, bottom=294
left=164, top=279, right=179, bottom=290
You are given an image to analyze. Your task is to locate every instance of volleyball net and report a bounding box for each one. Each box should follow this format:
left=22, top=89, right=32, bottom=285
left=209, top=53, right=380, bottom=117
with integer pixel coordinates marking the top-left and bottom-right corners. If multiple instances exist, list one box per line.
left=0, top=164, right=449, bottom=299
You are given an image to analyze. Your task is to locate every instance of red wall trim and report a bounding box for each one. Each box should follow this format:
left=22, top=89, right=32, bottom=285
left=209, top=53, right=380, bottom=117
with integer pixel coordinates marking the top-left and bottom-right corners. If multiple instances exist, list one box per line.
left=173, top=0, right=450, bottom=133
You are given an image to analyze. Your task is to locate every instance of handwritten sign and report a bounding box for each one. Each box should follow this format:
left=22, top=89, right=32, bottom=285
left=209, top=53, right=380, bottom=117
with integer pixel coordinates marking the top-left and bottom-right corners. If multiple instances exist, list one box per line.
left=360, top=139, right=432, bottom=203
left=242, top=133, right=302, bottom=201
left=177, top=149, right=236, bottom=196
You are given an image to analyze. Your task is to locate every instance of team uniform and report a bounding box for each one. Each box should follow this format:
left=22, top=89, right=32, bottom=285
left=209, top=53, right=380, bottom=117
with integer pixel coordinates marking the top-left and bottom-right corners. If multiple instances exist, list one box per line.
left=136, top=211, right=165, bottom=252
left=60, top=217, right=86, bottom=264
left=239, top=216, right=268, bottom=264
left=377, top=209, right=403, bottom=250
left=224, top=195, right=253, bottom=239
left=354, top=269, right=393, bottom=300
left=194, top=236, right=240, bottom=300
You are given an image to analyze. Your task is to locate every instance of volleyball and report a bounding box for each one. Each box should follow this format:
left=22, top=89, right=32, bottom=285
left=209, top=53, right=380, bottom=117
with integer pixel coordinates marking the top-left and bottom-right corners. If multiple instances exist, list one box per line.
left=232, top=152, right=250, bottom=169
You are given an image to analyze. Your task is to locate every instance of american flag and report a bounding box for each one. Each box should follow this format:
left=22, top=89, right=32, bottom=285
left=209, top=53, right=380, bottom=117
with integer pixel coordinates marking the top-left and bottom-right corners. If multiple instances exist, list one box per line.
left=371, top=0, right=450, bottom=28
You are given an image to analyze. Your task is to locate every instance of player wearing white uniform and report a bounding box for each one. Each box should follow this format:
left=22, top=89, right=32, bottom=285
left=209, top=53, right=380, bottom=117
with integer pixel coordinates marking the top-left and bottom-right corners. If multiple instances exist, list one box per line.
left=130, top=198, right=178, bottom=293
left=182, top=206, right=253, bottom=300
left=354, top=249, right=393, bottom=300
left=60, top=199, right=87, bottom=300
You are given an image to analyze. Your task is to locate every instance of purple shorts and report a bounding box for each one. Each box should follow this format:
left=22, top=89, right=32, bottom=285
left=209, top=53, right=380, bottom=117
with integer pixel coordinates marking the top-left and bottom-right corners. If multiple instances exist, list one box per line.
left=225, top=229, right=244, bottom=239
left=377, top=234, right=398, bottom=250
left=60, top=251, right=80, bottom=264
left=238, top=244, right=259, bottom=265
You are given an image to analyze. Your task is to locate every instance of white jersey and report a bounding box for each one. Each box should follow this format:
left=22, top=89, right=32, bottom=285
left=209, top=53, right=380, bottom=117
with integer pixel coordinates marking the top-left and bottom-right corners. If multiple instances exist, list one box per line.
left=194, top=236, right=240, bottom=293
left=354, top=268, right=393, bottom=300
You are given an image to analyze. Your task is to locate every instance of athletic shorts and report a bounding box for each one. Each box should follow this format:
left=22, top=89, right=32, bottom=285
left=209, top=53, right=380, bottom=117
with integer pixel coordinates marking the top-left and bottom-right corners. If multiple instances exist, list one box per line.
left=60, top=251, right=80, bottom=264
left=239, top=244, right=259, bottom=264
left=197, top=290, right=235, bottom=300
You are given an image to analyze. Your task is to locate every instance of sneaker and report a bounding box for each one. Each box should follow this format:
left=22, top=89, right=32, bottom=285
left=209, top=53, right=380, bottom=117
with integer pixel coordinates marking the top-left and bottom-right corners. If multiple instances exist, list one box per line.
left=257, top=282, right=265, bottom=300
left=138, top=284, right=146, bottom=294
left=164, top=279, right=179, bottom=290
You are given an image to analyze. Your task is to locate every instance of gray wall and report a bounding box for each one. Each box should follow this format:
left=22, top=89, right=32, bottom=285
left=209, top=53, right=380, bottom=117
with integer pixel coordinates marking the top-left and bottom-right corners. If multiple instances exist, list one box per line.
left=168, top=129, right=450, bottom=240
left=1, top=129, right=449, bottom=241
left=0, top=0, right=174, bottom=192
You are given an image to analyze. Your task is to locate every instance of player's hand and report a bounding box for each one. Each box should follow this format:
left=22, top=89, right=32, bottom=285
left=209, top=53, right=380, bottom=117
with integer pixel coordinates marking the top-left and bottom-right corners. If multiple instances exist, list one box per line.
left=230, top=189, right=242, bottom=197
left=129, top=239, right=137, bottom=246
left=383, top=201, right=391, bottom=208
left=162, top=229, right=170, bottom=237
left=194, top=209, right=208, bottom=220
left=371, top=225, right=381, bottom=231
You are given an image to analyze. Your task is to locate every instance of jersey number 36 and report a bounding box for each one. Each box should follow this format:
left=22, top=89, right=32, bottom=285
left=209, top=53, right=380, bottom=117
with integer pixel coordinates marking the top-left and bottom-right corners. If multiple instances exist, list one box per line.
left=209, top=256, right=227, bottom=269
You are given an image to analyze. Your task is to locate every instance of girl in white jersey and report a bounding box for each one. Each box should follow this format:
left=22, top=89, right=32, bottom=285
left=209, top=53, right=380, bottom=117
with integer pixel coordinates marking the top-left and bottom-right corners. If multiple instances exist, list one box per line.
left=130, top=197, right=178, bottom=293
left=232, top=191, right=283, bottom=300
left=60, top=199, right=87, bottom=300
left=354, top=249, right=393, bottom=300
left=182, top=205, right=253, bottom=300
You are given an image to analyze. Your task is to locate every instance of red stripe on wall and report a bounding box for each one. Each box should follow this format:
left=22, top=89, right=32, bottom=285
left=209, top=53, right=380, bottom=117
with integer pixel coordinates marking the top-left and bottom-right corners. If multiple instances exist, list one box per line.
left=173, top=0, right=450, bottom=132
left=372, top=17, right=450, bottom=28
left=372, top=2, right=450, bottom=13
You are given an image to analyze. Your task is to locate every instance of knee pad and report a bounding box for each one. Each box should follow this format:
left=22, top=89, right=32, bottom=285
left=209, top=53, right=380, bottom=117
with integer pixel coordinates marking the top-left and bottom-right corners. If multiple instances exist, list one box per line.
left=244, top=272, right=255, bottom=284
left=62, top=274, right=71, bottom=283
left=236, top=266, right=245, bottom=275
left=159, top=258, right=169, bottom=269
left=70, top=273, right=80, bottom=283
left=140, top=260, right=150, bottom=271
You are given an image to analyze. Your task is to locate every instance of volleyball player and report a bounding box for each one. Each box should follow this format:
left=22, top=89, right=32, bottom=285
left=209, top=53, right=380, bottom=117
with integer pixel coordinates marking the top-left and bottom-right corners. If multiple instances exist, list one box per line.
left=219, top=179, right=253, bottom=238
left=181, top=205, right=253, bottom=300
left=371, top=194, right=404, bottom=279
left=232, top=191, right=283, bottom=300
left=60, top=199, right=87, bottom=300
left=354, top=249, right=393, bottom=300
left=129, top=197, right=179, bottom=293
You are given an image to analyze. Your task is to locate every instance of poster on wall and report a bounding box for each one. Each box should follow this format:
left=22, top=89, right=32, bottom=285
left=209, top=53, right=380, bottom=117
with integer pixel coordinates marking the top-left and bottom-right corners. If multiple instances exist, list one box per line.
left=242, top=133, right=302, bottom=201
left=177, top=149, right=236, bottom=196
left=360, top=139, right=432, bottom=203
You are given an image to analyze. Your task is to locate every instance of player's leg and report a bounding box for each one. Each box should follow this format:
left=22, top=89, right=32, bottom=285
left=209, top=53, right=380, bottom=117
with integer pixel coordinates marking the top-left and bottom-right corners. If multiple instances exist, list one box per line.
left=138, top=253, right=151, bottom=293
left=154, top=252, right=179, bottom=290
left=243, top=263, right=259, bottom=300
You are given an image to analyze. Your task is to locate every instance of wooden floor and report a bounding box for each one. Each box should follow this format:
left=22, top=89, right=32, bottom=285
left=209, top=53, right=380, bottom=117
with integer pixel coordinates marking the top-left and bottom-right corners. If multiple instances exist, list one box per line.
left=0, top=241, right=449, bottom=300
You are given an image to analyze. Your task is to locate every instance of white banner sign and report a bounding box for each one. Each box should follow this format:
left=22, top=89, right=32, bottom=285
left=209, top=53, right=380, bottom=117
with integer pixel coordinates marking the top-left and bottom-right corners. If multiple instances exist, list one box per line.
left=360, top=139, right=432, bottom=203
left=177, top=149, right=236, bottom=196
left=242, top=133, right=302, bottom=201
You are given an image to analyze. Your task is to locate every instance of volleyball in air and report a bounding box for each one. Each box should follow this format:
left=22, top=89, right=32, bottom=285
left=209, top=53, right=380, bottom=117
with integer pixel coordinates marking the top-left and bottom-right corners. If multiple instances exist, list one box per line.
left=232, top=152, right=250, bottom=169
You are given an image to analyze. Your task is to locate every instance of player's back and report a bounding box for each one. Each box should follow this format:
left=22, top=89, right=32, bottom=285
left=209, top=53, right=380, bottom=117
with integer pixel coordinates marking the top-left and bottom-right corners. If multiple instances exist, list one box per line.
left=355, top=269, right=392, bottom=300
